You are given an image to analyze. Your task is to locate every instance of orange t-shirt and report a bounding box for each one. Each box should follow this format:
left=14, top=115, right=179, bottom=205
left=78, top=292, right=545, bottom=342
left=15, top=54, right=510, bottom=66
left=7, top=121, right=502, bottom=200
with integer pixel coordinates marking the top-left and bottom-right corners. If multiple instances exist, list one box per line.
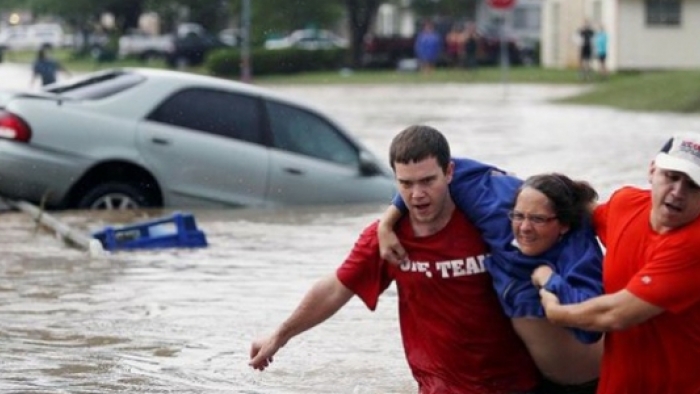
left=594, top=187, right=700, bottom=394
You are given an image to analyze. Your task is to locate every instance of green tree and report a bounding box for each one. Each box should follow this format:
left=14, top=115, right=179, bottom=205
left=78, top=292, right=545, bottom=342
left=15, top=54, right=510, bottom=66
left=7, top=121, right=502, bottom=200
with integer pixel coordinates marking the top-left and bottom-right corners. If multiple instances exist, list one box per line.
left=3, top=0, right=470, bottom=69
left=1, top=0, right=115, bottom=53
left=225, top=0, right=382, bottom=67
left=229, top=0, right=381, bottom=67
left=2, top=0, right=143, bottom=34
left=146, top=0, right=231, bottom=33
left=410, top=0, right=478, bottom=19
left=226, top=0, right=342, bottom=46
left=6, top=0, right=234, bottom=35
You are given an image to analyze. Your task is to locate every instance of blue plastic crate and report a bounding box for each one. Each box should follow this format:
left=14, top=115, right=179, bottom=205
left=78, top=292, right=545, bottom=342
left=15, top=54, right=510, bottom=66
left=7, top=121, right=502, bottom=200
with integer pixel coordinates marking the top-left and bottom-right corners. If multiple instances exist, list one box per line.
left=93, top=212, right=208, bottom=251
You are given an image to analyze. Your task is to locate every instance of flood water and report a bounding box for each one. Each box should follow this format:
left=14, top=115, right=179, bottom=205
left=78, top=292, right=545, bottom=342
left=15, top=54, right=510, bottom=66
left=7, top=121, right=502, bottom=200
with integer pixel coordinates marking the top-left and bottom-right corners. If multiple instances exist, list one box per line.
left=2, top=63, right=700, bottom=393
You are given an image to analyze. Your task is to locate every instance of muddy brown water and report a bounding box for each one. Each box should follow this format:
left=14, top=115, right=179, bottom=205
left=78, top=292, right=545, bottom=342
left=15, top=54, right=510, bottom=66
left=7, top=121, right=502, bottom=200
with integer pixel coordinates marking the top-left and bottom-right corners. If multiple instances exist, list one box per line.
left=2, top=66, right=700, bottom=393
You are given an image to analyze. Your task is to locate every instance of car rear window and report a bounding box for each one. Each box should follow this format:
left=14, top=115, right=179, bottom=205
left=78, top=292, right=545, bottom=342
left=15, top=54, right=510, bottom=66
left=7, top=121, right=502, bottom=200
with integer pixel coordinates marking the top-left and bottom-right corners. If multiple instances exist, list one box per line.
left=44, top=70, right=146, bottom=100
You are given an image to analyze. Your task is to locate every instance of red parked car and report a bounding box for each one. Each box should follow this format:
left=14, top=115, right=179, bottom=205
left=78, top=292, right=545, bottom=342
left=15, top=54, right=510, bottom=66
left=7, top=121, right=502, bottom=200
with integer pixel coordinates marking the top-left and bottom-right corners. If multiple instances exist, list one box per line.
left=362, top=29, right=525, bottom=69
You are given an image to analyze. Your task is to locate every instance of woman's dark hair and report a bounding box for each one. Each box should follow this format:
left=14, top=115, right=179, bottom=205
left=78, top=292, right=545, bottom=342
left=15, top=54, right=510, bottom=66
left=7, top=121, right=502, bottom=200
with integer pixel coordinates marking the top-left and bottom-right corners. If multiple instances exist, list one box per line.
left=515, top=173, right=598, bottom=229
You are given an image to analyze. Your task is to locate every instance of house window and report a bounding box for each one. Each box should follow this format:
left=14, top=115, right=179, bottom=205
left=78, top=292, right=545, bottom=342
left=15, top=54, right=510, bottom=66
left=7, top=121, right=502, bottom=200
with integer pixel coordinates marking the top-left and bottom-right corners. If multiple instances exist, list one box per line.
left=592, top=0, right=603, bottom=25
left=513, top=6, right=541, bottom=30
left=646, top=0, right=681, bottom=26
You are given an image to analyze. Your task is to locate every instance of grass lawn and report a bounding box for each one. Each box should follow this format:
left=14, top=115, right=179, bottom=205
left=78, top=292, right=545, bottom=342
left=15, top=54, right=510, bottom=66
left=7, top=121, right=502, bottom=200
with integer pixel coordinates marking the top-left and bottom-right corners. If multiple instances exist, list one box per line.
left=252, top=69, right=700, bottom=114
left=253, top=67, right=587, bottom=85
left=2, top=48, right=171, bottom=72
left=558, top=70, right=700, bottom=113
left=257, top=69, right=700, bottom=114
left=7, top=48, right=700, bottom=113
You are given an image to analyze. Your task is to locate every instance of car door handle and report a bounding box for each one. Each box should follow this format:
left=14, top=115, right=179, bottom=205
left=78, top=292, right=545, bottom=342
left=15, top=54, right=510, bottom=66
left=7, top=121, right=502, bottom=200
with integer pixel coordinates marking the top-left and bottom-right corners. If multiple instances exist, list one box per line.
left=283, top=167, right=304, bottom=175
left=151, top=137, right=170, bottom=145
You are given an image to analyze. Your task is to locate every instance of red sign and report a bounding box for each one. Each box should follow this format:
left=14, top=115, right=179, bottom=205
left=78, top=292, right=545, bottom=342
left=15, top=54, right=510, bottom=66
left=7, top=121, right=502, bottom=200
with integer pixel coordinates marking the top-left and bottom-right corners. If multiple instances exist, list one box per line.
left=487, top=0, right=516, bottom=10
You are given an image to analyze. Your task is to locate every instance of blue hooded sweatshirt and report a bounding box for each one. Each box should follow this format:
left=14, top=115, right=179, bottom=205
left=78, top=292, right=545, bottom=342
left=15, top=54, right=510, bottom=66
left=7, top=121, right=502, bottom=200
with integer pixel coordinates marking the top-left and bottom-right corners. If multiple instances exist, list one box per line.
left=393, top=158, right=603, bottom=344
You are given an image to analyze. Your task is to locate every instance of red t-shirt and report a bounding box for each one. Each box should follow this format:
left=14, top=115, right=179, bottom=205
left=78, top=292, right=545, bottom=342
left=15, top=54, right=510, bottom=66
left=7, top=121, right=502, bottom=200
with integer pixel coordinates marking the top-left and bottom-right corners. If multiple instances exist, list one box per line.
left=337, top=210, right=539, bottom=394
left=594, top=187, right=700, bottom=394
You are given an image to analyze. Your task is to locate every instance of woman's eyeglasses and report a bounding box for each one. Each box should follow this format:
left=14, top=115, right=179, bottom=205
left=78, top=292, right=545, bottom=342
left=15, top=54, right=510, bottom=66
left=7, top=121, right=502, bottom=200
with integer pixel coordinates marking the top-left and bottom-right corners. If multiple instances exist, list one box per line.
left=508, top=211, right=558, bottom=226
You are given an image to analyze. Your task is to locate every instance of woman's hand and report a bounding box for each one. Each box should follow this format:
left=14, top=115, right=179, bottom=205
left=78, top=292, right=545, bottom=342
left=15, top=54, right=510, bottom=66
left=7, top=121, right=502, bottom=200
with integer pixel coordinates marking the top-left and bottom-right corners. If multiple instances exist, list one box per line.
left=378, top=205, right=408, bottom=265
left=531, top=265, right=554, bottom=288
left=539, top=287, right=561, bottom=316
left=378, top=222, right=406, bottom=265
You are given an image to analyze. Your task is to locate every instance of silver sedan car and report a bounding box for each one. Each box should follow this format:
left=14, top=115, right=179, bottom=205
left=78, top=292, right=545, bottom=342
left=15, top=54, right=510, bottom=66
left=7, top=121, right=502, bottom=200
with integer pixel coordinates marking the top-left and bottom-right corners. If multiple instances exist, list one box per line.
left=0, top=68, right=396, bottom=209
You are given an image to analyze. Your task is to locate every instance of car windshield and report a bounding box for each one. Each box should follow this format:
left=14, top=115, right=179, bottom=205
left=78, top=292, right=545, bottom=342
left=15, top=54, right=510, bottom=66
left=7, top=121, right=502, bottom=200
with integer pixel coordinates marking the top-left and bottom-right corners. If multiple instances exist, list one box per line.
left=45, top=70, right=146, bottom=100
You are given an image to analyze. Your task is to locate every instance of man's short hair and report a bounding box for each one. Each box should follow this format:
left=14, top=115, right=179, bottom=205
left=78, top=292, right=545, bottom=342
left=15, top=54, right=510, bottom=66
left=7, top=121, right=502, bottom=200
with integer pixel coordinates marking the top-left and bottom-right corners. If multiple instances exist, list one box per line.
left=655, top=133, right=700, bottom=186
left=389, top=125, right=451, bottom=173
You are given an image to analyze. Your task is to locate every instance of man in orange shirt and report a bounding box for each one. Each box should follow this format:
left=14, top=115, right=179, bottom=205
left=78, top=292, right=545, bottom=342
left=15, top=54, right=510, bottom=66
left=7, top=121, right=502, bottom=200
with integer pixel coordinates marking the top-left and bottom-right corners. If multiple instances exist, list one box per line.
left=537, top=133, right=700, bottom=393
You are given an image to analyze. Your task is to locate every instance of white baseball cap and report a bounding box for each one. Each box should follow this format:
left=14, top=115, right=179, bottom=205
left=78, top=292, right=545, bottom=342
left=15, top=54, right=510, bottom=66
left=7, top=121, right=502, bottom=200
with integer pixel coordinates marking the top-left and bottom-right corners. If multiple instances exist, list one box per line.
left=654, top=133, right=700, bottom=186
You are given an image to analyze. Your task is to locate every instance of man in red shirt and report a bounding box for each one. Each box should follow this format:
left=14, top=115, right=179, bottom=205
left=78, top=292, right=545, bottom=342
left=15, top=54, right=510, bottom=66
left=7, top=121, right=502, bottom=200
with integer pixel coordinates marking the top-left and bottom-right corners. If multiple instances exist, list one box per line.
left=249, top=125, right=540, bottom=393
left=538, top=133, right=700, bottom=394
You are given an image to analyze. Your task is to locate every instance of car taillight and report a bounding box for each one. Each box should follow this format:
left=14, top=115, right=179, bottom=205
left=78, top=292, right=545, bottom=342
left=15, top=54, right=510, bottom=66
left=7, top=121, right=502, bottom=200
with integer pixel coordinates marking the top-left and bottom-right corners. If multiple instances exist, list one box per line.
left=0, top=111, right=31, bottom=142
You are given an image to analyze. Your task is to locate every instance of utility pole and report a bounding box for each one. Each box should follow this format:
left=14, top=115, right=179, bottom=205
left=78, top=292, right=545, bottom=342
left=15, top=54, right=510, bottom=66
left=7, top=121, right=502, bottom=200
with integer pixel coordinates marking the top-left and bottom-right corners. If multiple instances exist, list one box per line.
left=486, top=0, right=516, bottom=100
left=241, top=0, right=252, bottom=83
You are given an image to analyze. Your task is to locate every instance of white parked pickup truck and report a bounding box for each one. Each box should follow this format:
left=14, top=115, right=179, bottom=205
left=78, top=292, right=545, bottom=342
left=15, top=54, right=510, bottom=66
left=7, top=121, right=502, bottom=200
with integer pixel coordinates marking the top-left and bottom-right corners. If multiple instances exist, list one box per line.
left=118, top=23, right=230, bottom=67
left=118, top=23, right=221, bottom=62
left=118, top=28, right=176, bottom=60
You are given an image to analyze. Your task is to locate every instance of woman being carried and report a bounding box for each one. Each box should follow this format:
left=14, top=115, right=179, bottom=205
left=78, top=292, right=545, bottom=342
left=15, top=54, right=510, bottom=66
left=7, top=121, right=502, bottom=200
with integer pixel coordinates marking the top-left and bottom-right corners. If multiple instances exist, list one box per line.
left=378, top=158, right=603, bottom=393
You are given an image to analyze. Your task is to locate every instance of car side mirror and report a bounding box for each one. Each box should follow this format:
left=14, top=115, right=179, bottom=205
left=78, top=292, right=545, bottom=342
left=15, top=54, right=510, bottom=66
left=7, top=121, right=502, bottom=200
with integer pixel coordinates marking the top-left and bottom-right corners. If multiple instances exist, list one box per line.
left=359, top=150, right=383, bottom=176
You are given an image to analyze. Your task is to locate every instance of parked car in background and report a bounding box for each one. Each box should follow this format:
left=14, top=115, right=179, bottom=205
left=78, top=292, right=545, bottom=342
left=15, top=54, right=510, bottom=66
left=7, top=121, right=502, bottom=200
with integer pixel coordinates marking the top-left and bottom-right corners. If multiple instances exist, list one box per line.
left=64, top=31, right=109, bottom=51
left=0, top=23, right=65, bottom=51
left=118, top=23, right=229, bottom=67
left=167, top=25, right=229, bottom=68
left=218, top=28, right=239, bottom=47
left=362, top=34, right=415, bottom=68
left=362, top=29, right=524, bottom=68
left=264, top=29, right=348, bottom=50
left=118, top=28, right=171, bottom=60
left=0, top=68, right=395, bottom=210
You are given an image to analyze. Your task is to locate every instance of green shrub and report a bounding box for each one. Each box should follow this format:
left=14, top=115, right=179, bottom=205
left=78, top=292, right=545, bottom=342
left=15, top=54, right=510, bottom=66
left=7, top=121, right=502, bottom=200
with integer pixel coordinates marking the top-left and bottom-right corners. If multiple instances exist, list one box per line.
left=206, top=47, right=347, bottom=77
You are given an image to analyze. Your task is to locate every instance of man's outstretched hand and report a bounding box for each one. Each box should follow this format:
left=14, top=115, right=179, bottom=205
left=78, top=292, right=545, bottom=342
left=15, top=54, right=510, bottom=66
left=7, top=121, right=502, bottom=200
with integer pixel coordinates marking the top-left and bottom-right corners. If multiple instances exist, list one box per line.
left=249, top=333, right=285, bottom=371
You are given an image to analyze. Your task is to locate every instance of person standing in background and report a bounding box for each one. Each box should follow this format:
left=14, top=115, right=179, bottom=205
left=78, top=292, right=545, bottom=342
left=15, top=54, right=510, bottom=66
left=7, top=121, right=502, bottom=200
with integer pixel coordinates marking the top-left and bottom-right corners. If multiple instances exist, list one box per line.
left=577, top=20, right=595, bottom=81
left=414, top=21, right=442, bottom=74
left=464, top=22, right=479, bottom=71
left=594, top=25, right=608, bottom=78
left=445, top=23, right=466, bottom=67
left=30, top=45, right=70, bottom=87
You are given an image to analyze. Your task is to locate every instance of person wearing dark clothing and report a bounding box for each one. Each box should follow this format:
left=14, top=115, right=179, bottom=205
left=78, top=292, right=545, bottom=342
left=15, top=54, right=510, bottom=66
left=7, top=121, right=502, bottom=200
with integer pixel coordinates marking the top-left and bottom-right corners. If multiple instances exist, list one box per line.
left=31, top=46, right=69, bottom=87
left=578, top=21, right=595, bottom=80
left=464, top=22, right=479, bottom=70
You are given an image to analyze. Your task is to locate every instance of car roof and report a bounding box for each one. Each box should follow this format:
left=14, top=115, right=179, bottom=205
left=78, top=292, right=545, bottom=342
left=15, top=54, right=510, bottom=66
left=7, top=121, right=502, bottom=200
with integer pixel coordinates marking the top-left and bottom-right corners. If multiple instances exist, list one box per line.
left=112, top=67, right=368, bottom=147
left=122, top=67, right=324, bottom=113
left=124, top=67, right=377, bottom=156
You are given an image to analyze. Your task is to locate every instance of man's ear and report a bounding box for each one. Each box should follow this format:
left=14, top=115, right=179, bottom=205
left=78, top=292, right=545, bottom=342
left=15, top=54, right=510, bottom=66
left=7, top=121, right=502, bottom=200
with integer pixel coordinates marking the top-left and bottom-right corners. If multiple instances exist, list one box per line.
left=446, top=160, right=455, bottom=183
left=648, top=160, right=657, bottom=184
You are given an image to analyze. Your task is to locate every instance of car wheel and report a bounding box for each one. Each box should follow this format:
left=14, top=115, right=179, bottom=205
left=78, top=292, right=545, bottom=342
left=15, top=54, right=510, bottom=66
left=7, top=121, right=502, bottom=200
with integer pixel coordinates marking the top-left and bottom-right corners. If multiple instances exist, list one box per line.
left=77, top=182, right=154, bottom=210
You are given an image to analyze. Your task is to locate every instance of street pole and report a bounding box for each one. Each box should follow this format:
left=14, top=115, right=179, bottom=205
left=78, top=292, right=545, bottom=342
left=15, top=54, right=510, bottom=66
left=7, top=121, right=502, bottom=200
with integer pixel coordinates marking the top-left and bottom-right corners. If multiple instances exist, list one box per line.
left=499, top=11, right=510, bottom=99
left=241, top=0, right=252, bottom=83
left=487, top=0, right=516, bottom=100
